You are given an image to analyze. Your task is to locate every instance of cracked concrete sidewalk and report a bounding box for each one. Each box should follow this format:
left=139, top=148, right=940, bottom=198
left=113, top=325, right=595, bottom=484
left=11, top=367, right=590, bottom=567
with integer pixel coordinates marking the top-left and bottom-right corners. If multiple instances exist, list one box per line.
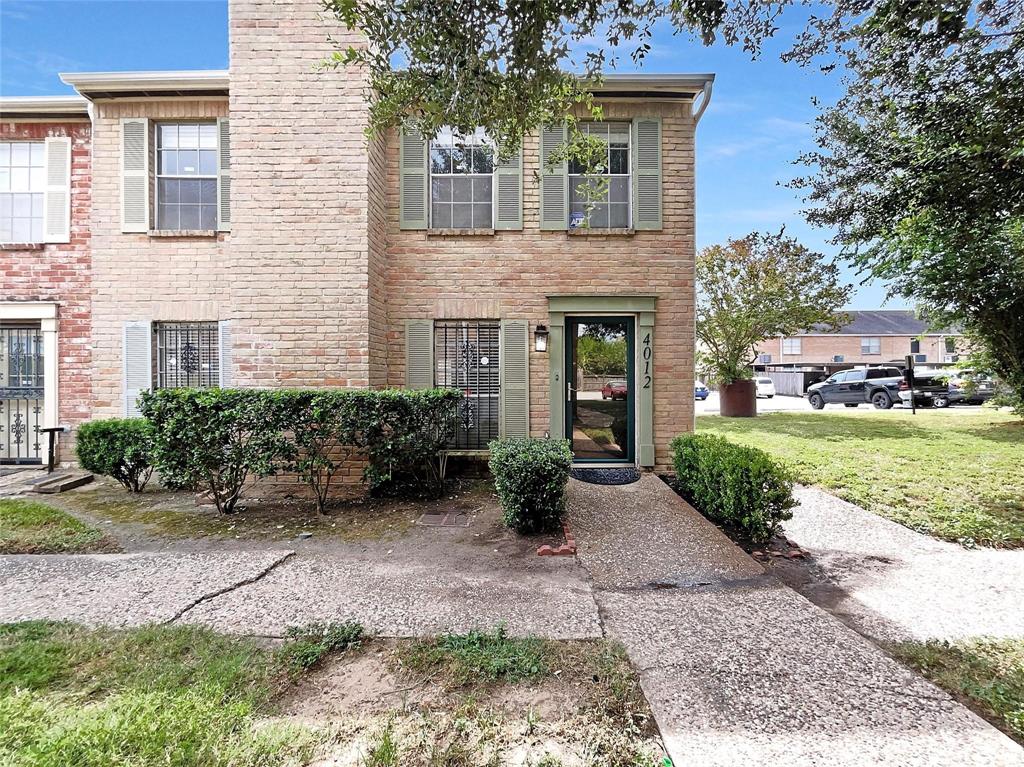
left=568, top=475, right=1024, bottom=767
left=0, top=548, right=601, bottom=639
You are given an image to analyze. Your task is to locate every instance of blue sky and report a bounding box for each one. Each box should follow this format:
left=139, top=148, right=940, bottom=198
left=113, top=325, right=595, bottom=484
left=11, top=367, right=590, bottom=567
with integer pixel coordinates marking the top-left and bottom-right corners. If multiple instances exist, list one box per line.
left=0, top=0, right=903, bottom=309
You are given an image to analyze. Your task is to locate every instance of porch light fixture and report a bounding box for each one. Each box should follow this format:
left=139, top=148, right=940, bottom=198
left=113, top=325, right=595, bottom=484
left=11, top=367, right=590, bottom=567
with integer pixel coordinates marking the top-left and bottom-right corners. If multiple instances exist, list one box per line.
left=534, top=325, right=549, bottom=352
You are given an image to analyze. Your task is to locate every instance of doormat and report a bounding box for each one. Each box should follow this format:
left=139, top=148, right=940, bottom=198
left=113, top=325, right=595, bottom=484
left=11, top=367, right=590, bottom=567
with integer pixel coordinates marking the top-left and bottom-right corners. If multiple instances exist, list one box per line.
left=570, top=468, right=641, bottom=486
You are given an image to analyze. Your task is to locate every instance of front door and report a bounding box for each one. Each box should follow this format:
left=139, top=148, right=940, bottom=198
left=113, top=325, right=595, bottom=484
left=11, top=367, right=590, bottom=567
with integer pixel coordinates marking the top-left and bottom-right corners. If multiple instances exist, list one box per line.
left=565, top=317, right=634, bottom=463
left=0, top=324, right=45, bottom=464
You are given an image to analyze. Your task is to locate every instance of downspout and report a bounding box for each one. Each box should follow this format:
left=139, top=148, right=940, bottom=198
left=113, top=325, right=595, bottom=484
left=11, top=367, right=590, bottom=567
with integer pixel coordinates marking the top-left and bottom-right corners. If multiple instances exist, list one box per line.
left=693, top=79, right=714, bottom=124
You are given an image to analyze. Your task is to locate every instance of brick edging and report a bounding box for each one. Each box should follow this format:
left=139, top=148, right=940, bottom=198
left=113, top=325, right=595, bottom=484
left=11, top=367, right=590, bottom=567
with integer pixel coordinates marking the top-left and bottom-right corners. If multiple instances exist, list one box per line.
left=537, top=520, right=577, bottom=557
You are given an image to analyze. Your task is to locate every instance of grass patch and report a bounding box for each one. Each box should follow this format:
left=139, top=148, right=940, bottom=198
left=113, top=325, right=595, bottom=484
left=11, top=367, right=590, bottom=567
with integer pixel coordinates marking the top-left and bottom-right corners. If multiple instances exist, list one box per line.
left=399, top=625, right=548, bottom=688
left=0, top=621, right=325, bottom=767
left=892, top=637, right=1024, bottom=743
left=697, top=409, right=1024, bottom=547
left=0, top=499, right=119, bottom=554
left=282, top=621, right=364, bottom=672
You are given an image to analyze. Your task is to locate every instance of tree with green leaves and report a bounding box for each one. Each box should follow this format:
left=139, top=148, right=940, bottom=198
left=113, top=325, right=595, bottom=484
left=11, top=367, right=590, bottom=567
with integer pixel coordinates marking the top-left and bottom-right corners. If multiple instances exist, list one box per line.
left=790, top=3, right=1024, bottom=410
left=696, top=231, right=851, bottom=385
left=323, top=0, right=1023, bottom=403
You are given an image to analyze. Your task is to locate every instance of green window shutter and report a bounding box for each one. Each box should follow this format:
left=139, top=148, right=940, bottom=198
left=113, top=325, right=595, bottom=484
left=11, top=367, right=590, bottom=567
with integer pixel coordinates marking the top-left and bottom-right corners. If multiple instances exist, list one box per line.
left=494, top=145, right=522, bottom=230
left=632, top=117, right=662, bottom=230
left=43, top=136, right=72, bottom=243
left=218, top=320, right=233, bottom=387
left=499, top=319, right=530, bottom=437
left=120, top=118, right=149, bottom=232
left=217, top=117, right=231, bottom=232
left=399, top=128, right=428, bottom=230
left=405, top=319, right=434, bottom=389
left=539, top=124, right=568, bottom=230
left=123, top=320, right=152, bottom=417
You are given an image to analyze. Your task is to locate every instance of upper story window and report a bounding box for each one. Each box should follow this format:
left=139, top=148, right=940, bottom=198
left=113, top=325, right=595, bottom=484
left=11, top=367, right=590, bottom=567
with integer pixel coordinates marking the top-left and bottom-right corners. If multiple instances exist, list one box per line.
left=156, top=123, right=218, bottom=231
left=861, top=337, right=881, bottom=355
left=569, top=122, right=631, bottom=229
left=0, top=142, right=45, bottom=243
left=782, top=337, right=802, bottom=355
left=429, top=128, right=494, bottom=229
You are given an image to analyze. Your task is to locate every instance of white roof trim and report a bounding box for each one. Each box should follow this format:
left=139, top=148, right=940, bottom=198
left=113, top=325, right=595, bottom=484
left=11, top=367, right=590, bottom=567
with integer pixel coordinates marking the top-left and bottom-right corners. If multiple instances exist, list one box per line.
left=587, top=73, right=715, bottom=94
left=60, top=70, right=229, bottom=95
left=0, top=95, right=89, bottom=116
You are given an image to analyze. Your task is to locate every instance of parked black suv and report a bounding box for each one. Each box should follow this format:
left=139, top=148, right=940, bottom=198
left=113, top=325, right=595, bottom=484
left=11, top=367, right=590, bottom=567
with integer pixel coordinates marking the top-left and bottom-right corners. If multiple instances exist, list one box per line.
left=806, top=367, right=904, bottom=410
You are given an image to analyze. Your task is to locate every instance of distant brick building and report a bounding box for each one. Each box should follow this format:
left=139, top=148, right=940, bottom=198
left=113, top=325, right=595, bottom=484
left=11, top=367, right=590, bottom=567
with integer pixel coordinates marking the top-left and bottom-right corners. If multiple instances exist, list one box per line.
left=1, top=0, right=716, bottom=471
left=755, top=310, right=962, bottom=367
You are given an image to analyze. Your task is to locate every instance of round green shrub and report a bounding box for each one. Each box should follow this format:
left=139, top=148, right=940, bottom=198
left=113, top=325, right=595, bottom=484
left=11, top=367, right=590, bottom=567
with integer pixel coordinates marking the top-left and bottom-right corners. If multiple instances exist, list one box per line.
left=489, top=438, right=573, bottom=534
left=76, top=418, right=155, bottom=492
left=670, top=433, right=797, bottom=543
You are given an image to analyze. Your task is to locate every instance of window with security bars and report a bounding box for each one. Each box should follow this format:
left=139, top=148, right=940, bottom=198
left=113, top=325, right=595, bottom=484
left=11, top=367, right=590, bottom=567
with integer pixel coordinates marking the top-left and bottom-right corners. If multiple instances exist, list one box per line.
left=434, top=320, right=500, bottom=449
left=154, top=322, right=219, bottom=389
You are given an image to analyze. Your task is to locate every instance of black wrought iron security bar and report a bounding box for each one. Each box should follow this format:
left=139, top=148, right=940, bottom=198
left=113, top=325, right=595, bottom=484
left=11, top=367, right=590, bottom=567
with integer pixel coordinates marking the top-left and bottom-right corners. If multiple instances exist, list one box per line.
left=155, top=322, right=219, bottom=389
left=0, top=325, right=45, bottom=463
left=434, top=320, right=500, bottom=449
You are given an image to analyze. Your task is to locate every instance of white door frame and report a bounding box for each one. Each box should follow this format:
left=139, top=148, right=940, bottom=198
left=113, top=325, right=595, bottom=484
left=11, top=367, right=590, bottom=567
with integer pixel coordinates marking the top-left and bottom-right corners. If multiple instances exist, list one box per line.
left=0, top=302, right=59, bottom=430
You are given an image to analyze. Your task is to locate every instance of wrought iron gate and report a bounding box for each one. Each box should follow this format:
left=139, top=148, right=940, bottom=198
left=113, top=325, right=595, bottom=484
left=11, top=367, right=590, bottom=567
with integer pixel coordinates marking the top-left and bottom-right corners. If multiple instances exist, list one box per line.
left=434, top=320, right=500, bottom=449
left=0, top=325, right=44, bottom=463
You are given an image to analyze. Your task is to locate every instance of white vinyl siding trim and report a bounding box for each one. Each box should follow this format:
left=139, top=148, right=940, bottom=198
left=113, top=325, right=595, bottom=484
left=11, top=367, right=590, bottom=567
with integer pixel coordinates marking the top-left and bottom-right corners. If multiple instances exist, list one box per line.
left=123, top=320, right=152, bottom=417
left=217, top=117, right=231, bottom=231
left=120, top=118, right=149, bottom=232
left=43, top=137, right=71, bottom=243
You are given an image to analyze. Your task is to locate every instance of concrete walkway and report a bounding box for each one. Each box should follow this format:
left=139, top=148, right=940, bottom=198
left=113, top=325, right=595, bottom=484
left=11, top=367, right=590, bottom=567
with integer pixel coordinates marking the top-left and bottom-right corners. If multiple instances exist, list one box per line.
left=568, top=475, right=1024, bottom=767
left=782, top=485, right=1024, bottom=643
left=0, top=548, right=600, bottom=639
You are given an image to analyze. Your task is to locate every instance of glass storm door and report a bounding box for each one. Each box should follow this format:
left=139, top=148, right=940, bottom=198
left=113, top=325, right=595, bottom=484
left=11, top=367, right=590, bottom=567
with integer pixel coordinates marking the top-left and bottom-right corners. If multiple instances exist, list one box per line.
left=565, top=317, right=635, bottom=462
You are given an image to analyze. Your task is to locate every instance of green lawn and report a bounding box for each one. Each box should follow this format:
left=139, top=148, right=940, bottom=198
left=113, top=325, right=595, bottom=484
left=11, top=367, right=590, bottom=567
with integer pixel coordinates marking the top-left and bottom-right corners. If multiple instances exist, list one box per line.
left=892, top=638, right=1024, bottom=743
left=0, top=621, right=318, bottom=767
left=0, top=499, right=119, bottom=554
left=697, top=409, right=1024, bottom=547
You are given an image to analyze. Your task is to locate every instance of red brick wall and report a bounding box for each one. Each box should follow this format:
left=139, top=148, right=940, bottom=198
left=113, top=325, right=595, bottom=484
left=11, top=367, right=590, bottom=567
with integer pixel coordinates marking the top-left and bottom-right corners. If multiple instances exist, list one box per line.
left=755, top=334, right=960, bottom=366
left=1, top=120, right=92, bottom=444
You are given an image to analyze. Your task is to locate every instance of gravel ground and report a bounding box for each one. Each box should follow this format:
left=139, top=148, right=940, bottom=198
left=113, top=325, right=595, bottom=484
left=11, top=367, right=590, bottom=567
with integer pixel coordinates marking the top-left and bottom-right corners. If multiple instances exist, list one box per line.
left=777, top=485, right=1024, bottom=643
left=568, top=475, right=1024, bottom=767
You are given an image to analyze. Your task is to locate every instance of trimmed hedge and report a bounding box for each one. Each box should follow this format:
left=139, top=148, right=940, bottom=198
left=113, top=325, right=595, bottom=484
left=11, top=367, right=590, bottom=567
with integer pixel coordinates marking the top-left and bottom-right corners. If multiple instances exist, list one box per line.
left=139, top=387, right=460, bottom=514
left=670, top=433, right=796, bottom=543
left=489, top=438, right=573, bottom=534
left=76, top=418, right=154, bottom=492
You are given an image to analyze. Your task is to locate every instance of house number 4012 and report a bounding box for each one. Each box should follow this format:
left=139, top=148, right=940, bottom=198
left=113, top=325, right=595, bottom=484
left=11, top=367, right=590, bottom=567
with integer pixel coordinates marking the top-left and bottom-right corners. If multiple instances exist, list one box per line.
left=642, top=332, right=652, bottom=389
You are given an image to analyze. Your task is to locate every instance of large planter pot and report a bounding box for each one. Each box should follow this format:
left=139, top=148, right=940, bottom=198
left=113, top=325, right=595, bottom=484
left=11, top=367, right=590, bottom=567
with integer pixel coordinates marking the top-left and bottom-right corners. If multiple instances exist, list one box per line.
left=720, top=380, right=757, bottom=417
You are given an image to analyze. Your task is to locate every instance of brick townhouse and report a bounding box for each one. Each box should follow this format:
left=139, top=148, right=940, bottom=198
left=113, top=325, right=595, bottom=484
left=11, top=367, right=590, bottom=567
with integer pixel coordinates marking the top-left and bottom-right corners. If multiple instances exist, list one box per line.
left=754, top=310, right=962, bottom=367
left=1, top=0, right=714, bottom=472
left=0, top=96, right=91, bottom=463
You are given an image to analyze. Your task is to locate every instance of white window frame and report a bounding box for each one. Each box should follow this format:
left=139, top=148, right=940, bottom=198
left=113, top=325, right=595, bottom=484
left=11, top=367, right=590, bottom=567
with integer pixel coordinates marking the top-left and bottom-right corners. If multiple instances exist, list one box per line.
left=861, top=337, right=881, bottom=355
left=568, top=121, right=632, bottom=229
left=155, top=121, right=219, bottom=231
left=782, top=337, right=802, bottom=355
left=428, top=127, right=495, bottom=230
left=0, top=141, right=46, bottom=243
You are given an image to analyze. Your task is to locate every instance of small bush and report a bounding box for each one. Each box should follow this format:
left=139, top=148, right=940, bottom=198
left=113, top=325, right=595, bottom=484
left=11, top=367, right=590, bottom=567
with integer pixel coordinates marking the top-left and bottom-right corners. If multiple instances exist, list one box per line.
left=670, top=433, right=796, bottom=543
left=76, top=419, right=154, bottom=492
left=281, top=621, right=364, bottom=672
left=489, top=438, right=572, bottom=534
left=140, top=389, right=291, bottom=514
